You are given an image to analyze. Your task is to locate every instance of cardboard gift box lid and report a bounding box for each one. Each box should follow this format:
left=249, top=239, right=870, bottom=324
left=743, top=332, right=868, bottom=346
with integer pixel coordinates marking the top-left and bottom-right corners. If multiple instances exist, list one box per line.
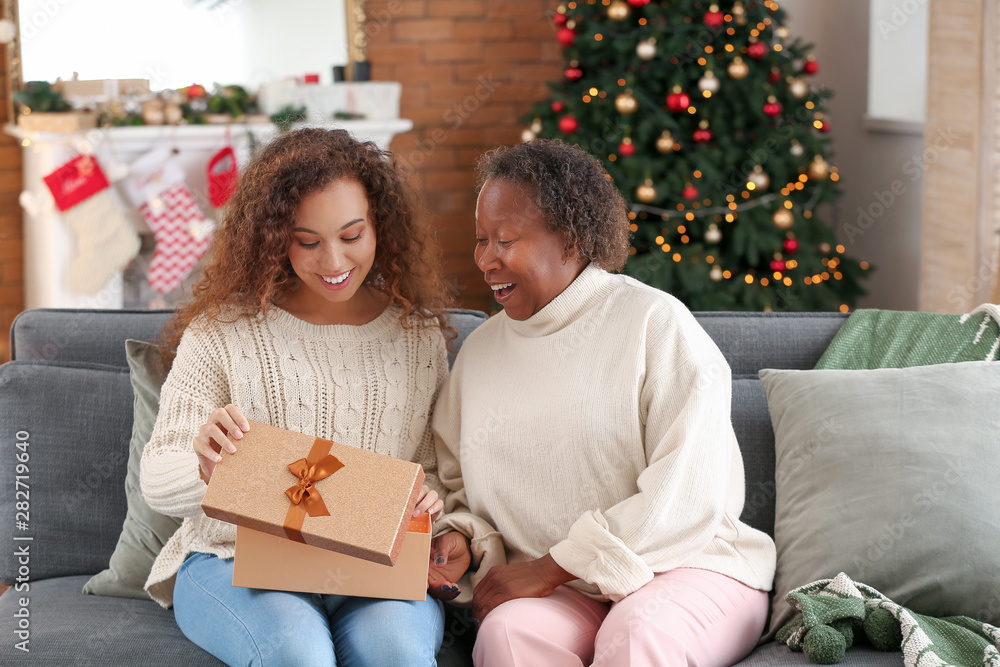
left=202, top=420, right=424, bottom=566
left=233, top=513, right=431, bottom=601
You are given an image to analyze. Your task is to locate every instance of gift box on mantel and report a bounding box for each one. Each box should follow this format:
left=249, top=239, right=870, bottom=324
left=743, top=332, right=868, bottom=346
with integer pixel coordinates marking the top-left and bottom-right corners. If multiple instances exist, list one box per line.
left=201, top=420, right=424, bottom=566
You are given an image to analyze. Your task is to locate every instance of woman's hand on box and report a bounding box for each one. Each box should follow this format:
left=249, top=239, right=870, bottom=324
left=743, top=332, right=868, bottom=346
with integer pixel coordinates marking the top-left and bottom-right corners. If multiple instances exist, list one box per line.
left=428, top=532, right=471, bottom=601
left=194, top=404, right=249, bottom=483
left=413, top=485, right=443, bottom=519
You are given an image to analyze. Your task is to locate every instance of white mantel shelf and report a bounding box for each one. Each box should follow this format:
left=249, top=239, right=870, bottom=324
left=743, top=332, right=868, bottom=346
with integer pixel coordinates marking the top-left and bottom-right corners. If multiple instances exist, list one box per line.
left=6, top=118, right=413, bottom=310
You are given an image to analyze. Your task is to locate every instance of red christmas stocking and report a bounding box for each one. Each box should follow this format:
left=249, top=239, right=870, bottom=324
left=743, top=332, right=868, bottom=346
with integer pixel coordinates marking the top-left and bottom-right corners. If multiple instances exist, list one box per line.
left=127, top=148, right=213, bottom=294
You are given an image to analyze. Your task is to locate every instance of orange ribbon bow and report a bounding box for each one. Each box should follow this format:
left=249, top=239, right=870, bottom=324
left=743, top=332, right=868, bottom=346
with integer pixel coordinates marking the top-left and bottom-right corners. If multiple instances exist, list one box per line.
left=282, top=440, right=344, bottom=543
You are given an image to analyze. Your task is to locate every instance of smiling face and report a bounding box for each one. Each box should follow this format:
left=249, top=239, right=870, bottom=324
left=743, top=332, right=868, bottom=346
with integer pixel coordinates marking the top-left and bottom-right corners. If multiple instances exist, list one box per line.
left=474, top=178, right=587, bottom=320
left=283, top=179, right=378, bottom=323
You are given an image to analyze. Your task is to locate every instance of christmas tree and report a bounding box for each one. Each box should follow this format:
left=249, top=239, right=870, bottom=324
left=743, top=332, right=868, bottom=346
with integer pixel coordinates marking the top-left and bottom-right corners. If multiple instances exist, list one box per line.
left=524, top=0, right=870, bottom=312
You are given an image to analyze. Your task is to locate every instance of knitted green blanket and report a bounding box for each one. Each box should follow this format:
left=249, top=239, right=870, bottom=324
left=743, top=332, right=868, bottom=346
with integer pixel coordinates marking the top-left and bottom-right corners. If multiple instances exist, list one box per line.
left=815, top=305, right=1000, bottom=370
left=777, top=573, right=1000, bottom=666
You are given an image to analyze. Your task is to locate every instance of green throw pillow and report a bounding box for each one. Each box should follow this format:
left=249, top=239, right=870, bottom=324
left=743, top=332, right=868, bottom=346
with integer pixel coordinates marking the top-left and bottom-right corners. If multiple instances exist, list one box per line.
left=815, top=308, right=1000, bottom=369
left=82, top=340, right=182, bottom=599
left=759, top=361, right=1000, bottom=638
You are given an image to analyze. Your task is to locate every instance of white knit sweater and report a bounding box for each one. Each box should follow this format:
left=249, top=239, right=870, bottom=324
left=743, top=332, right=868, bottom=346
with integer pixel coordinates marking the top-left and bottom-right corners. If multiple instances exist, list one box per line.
left=140, top=305, right=448, bottom=608
left=433, top=265, right=776, bottom=602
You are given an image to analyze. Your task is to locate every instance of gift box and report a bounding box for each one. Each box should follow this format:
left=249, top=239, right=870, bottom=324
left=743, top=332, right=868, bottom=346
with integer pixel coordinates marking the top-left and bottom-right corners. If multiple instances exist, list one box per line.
left=201, top=420, right=424, bottom=566
left=233, top=513, right=431, bottom=600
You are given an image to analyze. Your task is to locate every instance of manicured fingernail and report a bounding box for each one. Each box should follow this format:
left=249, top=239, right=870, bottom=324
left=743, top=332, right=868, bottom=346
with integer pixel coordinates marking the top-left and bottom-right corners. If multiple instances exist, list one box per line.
left=214, top=455, right=222, bottom=462
left=435, top=556, right=446, bottom=565
left=413, top=508, right=422, bottom=516
left=233, top=430, right=243, bottom=440
left=241, top=422, right=250, bottom=431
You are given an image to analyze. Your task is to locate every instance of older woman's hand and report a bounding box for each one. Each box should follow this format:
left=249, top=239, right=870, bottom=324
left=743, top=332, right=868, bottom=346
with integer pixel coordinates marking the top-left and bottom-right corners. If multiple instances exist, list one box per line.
left=472, top=554, right=576, bottom=623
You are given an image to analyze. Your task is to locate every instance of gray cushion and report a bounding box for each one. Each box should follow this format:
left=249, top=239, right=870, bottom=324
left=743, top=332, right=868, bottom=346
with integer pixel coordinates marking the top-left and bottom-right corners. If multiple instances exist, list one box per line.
left=760, top=361, right=1000, bottom=637
left=0, top=575, right=223, bottom=666
left=83, top=340, right=182, bottom=599
left=0, top=361, right=132, bottom=584
left=734, top=640, right=904, bottom=666
left=694, top=312, right=847, bottom=376
left=732, top=377, right=776, bottom=538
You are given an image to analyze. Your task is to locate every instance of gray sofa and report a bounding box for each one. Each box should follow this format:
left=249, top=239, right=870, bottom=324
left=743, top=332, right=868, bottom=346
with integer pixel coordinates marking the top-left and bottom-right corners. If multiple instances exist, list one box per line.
left=0, top=307, right=907, bottom=666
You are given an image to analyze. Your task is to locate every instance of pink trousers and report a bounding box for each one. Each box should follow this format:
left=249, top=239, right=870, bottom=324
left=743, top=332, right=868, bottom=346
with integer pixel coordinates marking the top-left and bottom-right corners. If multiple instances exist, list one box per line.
left=473, top=568, right=769, bottom=667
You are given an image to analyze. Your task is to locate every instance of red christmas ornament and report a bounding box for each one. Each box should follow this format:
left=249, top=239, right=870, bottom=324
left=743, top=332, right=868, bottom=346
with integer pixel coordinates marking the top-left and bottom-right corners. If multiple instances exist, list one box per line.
left=693, top=127, right=713, bottom=143
left=770, top=259, right=787, bottom=273
left=666, top=90, right=691, bottom=113
left=558, top=115, right=579, bottom=134
left=551, top=101, right=566, bottom=113
left=764, top=100, right=783, bottom=117
left=557, top=27, right=576, bottom=47
left=627, top=0, right=651, bottom=6
left=803, top=58, right=820, bottom=75
left=782, top=238, right=800, bottom=255
left=565, top=66, right=583, bottom=81
left=618, top=142, right=636, bottom=156
left=682, top=184, right=699, bottom=200
left=704, top=9, right=724, bottom=29
left=769, top=68, right=781, bottom=84
left=820, top=121, right=831, bottom=132
left=554, top=12, right=568, bottom=26
left=748, top=41, right=768, bottom=59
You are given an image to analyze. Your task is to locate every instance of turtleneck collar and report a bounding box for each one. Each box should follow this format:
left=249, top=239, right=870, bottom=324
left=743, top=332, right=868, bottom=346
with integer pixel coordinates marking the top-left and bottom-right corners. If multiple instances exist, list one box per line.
left=501, top=264, right=618, bottom=337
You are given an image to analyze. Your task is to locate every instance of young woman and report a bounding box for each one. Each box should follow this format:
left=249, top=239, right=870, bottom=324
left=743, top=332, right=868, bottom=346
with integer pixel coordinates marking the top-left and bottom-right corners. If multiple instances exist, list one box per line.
left=140, top=128, right=453, bottom=666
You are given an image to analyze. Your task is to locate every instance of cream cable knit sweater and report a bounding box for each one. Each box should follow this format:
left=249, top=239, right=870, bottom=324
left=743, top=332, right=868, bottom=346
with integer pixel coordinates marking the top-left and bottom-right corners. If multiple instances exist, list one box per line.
left=140, top=305, right=448, bottom=608
left=433, top=265, right=776, bottom=603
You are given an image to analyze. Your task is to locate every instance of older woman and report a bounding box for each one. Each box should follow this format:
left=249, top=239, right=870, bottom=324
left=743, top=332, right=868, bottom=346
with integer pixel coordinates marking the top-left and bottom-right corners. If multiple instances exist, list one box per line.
left=427, top=139, right=776, bottom=666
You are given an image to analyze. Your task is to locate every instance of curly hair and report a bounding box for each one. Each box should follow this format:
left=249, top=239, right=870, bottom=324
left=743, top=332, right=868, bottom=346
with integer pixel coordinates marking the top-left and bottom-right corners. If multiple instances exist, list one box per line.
left=161, top=127, right=453, bottom=365
left=475, top=139, right=630, bottom=271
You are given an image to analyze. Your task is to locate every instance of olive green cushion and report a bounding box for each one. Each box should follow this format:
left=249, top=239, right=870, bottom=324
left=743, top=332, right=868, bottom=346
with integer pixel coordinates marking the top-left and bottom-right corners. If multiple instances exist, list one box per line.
left=760, top=361, right=1000, bottom=637
left=83, top=340, right=182, bottom=599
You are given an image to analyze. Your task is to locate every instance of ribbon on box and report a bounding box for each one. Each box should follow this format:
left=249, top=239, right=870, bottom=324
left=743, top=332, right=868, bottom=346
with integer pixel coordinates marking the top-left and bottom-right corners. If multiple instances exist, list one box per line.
left=283, top=439, right=345, bottom=544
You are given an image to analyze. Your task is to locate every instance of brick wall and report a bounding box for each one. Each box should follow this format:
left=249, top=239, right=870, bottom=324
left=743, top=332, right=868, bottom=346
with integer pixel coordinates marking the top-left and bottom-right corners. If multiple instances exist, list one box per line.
left=367, top=0, right=562, bottom=312
left=0, top=46, right=23, bottom=364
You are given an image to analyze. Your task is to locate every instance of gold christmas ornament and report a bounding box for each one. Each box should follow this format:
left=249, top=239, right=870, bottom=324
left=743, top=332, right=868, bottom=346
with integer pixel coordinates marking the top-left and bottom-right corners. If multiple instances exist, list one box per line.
left=775, top=25, right=790, bottom=41
left=608, top=0, right=631, bottom=21
left=788, top=77, right=809, bottom=100
left=818, top=242, right=832, bottom=254
left=705, top=224, right=722, bottom=244
left=727, top=56, right=749, bottom=80
left=656, top=130, right=677, bottom=154
left=732, top=1, right=747, bottom=25
left=748, top=166, right=770, bottom=190
left=521, top=128, right=537, bottom=143
left=808, top=155, right=830, bottom=180
left=790, top=140, right=805, bottom=157
left=710, top=265, right=724, bottom=282
left=636, top=39, right=657, bottom=60
left=530, top=117, right=542, bottom=133
left=773, top=208, right=795, bottom=230
left=636, top=180, right=658, bottom=203
left=698, top=70, right=721, bottom=94
left=615, top=91, right=639, bottom=114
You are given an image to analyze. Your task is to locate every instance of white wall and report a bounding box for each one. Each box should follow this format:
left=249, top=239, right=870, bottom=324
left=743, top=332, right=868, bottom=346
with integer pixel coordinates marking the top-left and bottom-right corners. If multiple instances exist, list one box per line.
left=782, top=0, right=925, bottom=311
left=19, top=0, right=348, bottom=90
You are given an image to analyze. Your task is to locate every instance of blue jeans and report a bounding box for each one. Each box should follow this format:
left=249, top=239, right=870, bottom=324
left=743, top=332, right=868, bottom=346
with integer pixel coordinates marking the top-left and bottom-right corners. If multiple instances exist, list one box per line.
left=173, top=552, right=444, bottom=667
